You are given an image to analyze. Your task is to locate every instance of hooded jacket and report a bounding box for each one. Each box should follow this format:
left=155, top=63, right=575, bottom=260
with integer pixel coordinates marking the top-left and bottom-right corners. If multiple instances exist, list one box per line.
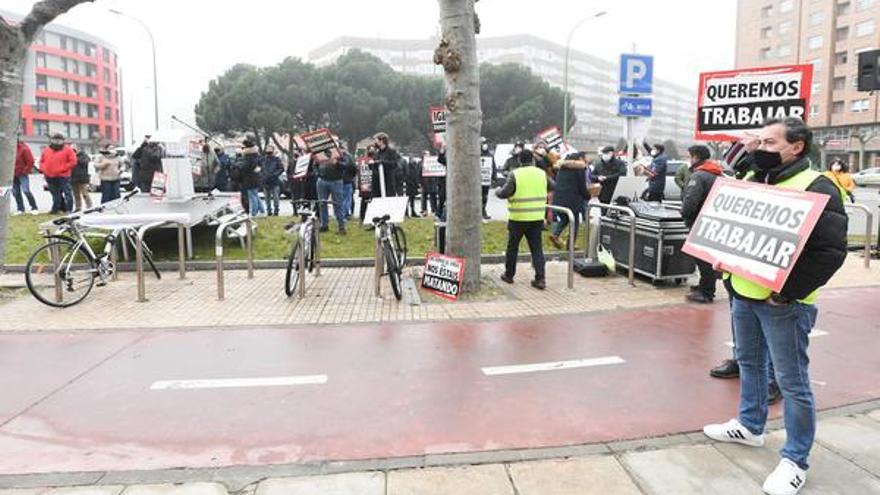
left=94, top=153, right=122, bottom=181
left=71, top=150, right=91, bottom=184
left=237, top=146, right=263, bottom=189
left=39, top=145, right=77, bottom=178
left=15, top=142, right=35, bottom=177
left=551, top=159, right=590, bottom=209
left=680, top=160, right=724, bottom=228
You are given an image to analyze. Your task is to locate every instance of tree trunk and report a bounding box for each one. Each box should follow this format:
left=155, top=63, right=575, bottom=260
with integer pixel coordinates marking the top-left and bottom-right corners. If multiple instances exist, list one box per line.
left=0, top=1, right=93, bottom=271
left=436, top=0, right=482, bottom=293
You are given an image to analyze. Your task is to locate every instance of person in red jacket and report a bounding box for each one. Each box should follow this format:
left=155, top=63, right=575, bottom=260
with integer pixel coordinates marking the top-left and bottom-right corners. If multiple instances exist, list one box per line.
left=39, top=133, right=76, bottom=214
left=13, top=139, right=39, bottom=215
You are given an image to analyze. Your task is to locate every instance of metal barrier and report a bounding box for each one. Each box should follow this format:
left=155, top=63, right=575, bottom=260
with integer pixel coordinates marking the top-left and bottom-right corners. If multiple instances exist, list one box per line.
left=374, top=233, right=383, bottom=297
left=583, top=202, right=637, bottom=286
left=546, top=205, right=575, bottom=290
left=844, top=203, right=874, bottom=269
left=214, top=214, right=255, bottom=301
left=136, top=220, right=187, bottom=302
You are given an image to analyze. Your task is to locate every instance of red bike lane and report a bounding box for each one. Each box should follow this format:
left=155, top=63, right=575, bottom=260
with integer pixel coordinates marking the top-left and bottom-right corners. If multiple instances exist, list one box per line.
left=0, top=286, right=877, bottom=475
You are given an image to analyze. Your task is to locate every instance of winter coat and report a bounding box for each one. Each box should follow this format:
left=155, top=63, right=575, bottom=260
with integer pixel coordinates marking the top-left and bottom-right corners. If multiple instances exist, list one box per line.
left=237, top=146, right=263, bottom=190
left=646, top=153, right=668, bottom=193
left=674, top=164, right=692, bottom=190
left=316, top=153, right=344, bottom=181
left=680, top=160, right=724, bottom=228
left=590, top=156, right=627, bottom=204
left=71, top=151, right=91, bottom=184
left=373, top=146, right=400, bottom=196
left=404, top=159, right=421, bottom=196
left=260, top=154, right=285, bottom=187
left=823, top=170, right=855, bottom=192
left=551, top=159, right=590, bottom=210
left=15, top=142, right=35, bottom=177
left=132, top=142, right=164, bottom=175
left=94, top=154, right=122, bottom=181
left=39, top=145, right=77, bottom=178
left=732, top=156, right=848, bottom=302
left=341, top=151, right=357, bottom=184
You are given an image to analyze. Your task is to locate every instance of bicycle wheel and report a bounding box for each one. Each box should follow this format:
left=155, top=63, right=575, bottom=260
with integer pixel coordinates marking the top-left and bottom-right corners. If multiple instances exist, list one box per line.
left=384, top=240, right=402, bottom=301
left=307, top=227, right=317, bottom=273
left=285, top=240, right=302, bottom=297
left=26, top=239, right=96, bottom=308
left=391, top=225, right=407, bottom=267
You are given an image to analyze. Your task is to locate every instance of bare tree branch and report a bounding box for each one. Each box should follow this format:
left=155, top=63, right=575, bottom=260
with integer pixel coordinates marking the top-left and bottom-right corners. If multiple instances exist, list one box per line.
left=19, top=0, right=94, bottom=42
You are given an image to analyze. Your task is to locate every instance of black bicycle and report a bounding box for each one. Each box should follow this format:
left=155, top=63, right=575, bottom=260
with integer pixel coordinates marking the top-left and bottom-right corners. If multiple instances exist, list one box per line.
left=284, top=199, right=330, bottom=296
left=372, top=214, right=408, bottom=300
left=25, top=190, right=161, bottom=308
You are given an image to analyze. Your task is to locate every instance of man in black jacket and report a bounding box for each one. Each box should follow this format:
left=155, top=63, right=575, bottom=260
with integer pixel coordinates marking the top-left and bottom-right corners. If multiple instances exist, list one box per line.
left=373, top=133, right=400, bottom=197
left=132, top=138, right=164, bottom=192
left=680, top=144, right=724, bottom=304
left=703, top=118, right=847, bottom=495
left=591, top=145, right=627, bottom=205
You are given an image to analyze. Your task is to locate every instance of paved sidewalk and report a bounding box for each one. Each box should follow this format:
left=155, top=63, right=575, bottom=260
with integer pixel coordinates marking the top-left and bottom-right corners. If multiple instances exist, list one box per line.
left=1, top=404, right=878, bottom=494
left=0, top=254, right=876, bottom=332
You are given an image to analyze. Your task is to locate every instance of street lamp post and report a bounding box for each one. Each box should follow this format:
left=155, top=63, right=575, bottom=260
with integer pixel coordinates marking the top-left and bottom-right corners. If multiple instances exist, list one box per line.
left=109, top=9, right=159, bottom=132
left=563, top=11, right=607, bottom=141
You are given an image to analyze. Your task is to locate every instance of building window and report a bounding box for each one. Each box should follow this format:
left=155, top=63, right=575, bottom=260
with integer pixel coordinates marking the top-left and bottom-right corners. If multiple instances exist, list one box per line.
left=35, top=74, right=47, bottom=91
left=71, top=38, right=79, bottom=54
left=105, top=125, right=113, bottom=139
left=778, top=20, right=792, bottom=35
left=835, top=51, right=848, bottom=64
left=103, top=68, right=110, bottom=82
left=35, top=52, right=46, bottom=68
left=63, top=101, right=70, bottom=115
left=115, top=109, right=119, bottom=121
left=778, top=44, right=792, bottom=57
left=69, top=59, right=79, bottom=75
left=88, top=124, right=99, bottom=139
left=102, top=49, right=110, bottom=63
left=808, top=35, right=823, bottom=50
left=761, top=26, right=773, bottom=39
left=85, top=63, right=96, bottom=78
left=809, top=11, right=824, bottom=26
left=104, top=88, right=111, bottom=102
left=856, top=0, right=874, bottom=11
left=762, top=5, right=773, bottom=17
left=760, top=47, right=772, bottom=60
left=59, top=35, right=67, bottom=50
left=851, top=98, right=870, bottom=112
left=809, top=58, right=823, bottom=71
left=74, top=102, right=81, bottom=116
left=104, top=107, right=112, bottom=120
left=838, top=1, right=851, bottom=15
left=856, top=20, right=875, bottom=37
left=86, top=83, right=97, bottom=98
left=780, top=0, right=793, bottom=13
left=35, top=97, right=48, bottom=113
left=833, top=101, right=845, bottom=114
left=810, top=104, right=820, bottom=117
left=72, top=80, right=80, bottom=96
left=33, top=120, right=49, bottom=136
left=836, top=26, right=850, bottom=41
left=834, top=76, right=846, bottom=90
left=87, top=104, right=98, bottom=118
left=812, top=82, right=822, bottom=95
left=84, top=43, right=94, bottom=57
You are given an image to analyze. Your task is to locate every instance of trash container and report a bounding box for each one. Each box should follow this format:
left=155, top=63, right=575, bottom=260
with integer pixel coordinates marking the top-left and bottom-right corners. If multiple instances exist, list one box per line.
left=434, top=221, right=446, bottom=254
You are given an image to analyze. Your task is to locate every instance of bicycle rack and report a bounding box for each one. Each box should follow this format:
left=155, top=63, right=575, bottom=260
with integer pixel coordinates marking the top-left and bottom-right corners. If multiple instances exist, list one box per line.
left=136, top=220, right=188, bottom=302
left=374, top=229, right=383, bottom=298
left=545, top=205, right=575, bottom=290
left=215, top=214, right=255, bottom=301
left=583, top=202, right=638, bottom=286
left=844, top=203, right=874, bottom=269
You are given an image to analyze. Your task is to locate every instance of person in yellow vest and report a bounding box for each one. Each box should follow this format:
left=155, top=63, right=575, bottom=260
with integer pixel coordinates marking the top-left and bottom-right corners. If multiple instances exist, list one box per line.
left=703, top=118, right=848, bottom=495
left=495, top=149, right=555, bottom=290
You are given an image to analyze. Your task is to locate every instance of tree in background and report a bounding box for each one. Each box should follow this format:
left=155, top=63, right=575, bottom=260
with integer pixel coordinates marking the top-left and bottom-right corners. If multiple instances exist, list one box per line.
left=0, top=0, right=93, bottom=270
left=435, top=0, right=482, bottom=293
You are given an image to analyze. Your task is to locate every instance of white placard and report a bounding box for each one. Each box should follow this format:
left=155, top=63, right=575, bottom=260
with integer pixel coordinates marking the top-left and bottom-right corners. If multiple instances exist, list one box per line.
left=362, top=196, right=409, bottom=226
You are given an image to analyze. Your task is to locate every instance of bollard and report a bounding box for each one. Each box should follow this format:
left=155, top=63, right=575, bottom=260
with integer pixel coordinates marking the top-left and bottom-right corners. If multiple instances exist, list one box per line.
left=374, top=236, right=383, bottom=298
left=545, top=205, right=575, bottom=290
left=245, top=217, right=255, bottom=279
left=298, top=231, right=307, bottom=300
left=50, top=242, right=63, bottom=304
left=177, top=224, right=186, bottom=280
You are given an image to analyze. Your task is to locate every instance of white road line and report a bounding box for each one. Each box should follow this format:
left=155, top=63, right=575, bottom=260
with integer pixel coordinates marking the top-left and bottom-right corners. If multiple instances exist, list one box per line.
left=811, top=380, right=828, bottom=387
left=150, top=375, right=328, bottom=390
left=724, top=329, right=829, bottom=348
left=481, top=356, right=626, bottom=376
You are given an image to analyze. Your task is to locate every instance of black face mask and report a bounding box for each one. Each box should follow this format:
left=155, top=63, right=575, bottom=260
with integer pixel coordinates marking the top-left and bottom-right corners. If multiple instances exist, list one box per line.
left=752, top=149, right=783, bottom=171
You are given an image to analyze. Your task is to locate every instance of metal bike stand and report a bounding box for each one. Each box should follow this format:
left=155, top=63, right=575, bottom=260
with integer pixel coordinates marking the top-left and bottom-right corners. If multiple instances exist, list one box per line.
left=215, top=214, right=255, bottom=301
left=844, top=203, right=874, bottom=268
left=177, top=225, right=187, bottom=280
left=297, top=230, right=307, bottom=299
left=111, top=231, right=120, bottom=282
left=545, top=205, right=576, bottom=290
left=374, top=235, right=384, bottom=298
left=50, top=242, right=63, bottom=304
left=135, top=220, right=187, bottom=302
left=583, top=203, right=638, bottom=286
left=314, top=225, right=322, bottom=278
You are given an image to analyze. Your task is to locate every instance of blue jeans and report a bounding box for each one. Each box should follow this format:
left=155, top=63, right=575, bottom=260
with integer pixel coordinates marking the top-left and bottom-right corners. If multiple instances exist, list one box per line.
left=263, top=184, right=280, bottom=215
left=245, top=188, right=265, bottom=216
left=46, top=176, right=73, bottom=213
left=342, top=182, right=354, bottom=219
left=13, top=174, right=38, bottom=212
left=733, top=297, right=817, bottom=470
left=551, top=204, right=583, bottom=239
left=317, top=178, right=345, bottom=229
left=101, top=180, right=121, bottom=204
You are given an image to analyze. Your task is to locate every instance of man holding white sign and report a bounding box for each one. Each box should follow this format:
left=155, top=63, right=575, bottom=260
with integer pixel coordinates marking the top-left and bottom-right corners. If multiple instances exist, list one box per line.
left=698, top=118, right=847, bottom=495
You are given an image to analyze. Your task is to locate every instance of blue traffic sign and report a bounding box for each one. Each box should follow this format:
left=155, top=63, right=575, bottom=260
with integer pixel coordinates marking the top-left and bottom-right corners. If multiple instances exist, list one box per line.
left=618, top=97, right=652, bottom=118
left=619, top=54, right=654, bottom=94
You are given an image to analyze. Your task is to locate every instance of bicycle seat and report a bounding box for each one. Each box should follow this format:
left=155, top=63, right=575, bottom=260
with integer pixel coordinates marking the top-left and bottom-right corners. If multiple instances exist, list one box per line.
left=372, top=214, right=391, bottom=224
left=52, top=215, right=78, bottom=225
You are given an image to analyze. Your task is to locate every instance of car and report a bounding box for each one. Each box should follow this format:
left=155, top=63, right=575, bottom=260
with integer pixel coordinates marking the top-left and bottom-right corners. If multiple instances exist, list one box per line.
left=663, top=160, right=690, bottom=201
left=853, top=167, right=880, bottom=187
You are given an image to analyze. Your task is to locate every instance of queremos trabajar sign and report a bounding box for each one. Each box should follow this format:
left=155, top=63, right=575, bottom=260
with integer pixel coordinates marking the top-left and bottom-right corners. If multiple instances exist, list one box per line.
left=682, top=177, right=828, bottom=293
left=695, top=64, right=813, bottom=141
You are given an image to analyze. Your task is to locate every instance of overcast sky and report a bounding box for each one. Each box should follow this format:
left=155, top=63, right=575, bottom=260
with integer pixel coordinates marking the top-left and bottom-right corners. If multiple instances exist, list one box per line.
left=2, top=0, right=737, bottom=144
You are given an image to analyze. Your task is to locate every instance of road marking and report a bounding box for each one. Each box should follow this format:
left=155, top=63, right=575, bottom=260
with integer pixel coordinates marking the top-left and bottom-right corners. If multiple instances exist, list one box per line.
left=724, top=329, right=829, bottom=348
left=150, top=375, right=328, bottom=390
left=811, top=380, right=828, bottom=387
left=482, top=356, right=625, bottom=376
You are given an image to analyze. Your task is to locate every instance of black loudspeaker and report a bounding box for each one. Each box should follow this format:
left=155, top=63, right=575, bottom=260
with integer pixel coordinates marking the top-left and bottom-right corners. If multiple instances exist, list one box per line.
left=857, top=49, right=880, bottom=92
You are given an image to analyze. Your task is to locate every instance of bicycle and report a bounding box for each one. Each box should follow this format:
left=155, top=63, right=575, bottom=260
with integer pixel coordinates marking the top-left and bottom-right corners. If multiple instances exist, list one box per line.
left=284, top=199, right=331, bottom=297
left=25, top=190, right=162, bottom=308
left=372, top=214, right=408, bottom=300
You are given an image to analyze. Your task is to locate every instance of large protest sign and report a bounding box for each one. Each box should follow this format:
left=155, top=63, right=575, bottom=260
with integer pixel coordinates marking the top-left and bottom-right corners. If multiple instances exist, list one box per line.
left=293, top=153, right=311, bottom=180
left=298, top=128, right=338, bottom=154
left=422, top=155, right=446, bottom=177
left=429, top=106, right=447, bottom=149
left=480, top=157, right=493, bottom=186
left=536, top=126, right=564, bottom=151
left=422, top=252, right=465, bottom=301
left=695, top=64, right=813, bottom=141
left=682, top=177, right=829, bottom=292
left=357, top=162, right=373, bottom=194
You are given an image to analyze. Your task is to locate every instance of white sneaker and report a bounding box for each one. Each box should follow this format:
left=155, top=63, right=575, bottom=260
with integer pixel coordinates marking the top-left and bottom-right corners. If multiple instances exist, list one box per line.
left=11, top=211, right=23, bottom=216
left=703, top=418, right=765, bottom=447
left=29, top=210, right=40, bottom=215
left=763, top=458, right=806, bottom=495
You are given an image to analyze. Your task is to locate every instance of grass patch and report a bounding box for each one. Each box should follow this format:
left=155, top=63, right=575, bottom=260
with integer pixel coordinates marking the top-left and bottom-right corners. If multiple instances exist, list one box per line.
left=5, top=214, right=585, bottom=263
